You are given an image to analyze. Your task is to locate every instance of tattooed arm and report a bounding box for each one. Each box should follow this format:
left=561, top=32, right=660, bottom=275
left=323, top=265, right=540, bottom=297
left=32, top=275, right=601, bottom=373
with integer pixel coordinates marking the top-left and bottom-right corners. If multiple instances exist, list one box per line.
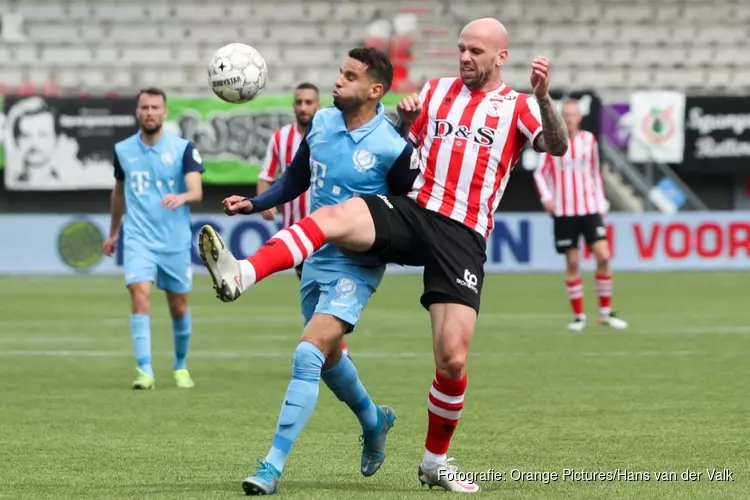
left=528, top=56, right=569, bottom=156
left=533, top=96, right=568, bottom=156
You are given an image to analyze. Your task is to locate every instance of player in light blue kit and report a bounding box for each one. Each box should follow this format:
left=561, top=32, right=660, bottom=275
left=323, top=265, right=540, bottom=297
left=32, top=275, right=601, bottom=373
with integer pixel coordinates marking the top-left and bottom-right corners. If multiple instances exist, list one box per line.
left=198, top=48, right=419, bottom=496
left=103, top=87, right=205, bottom=390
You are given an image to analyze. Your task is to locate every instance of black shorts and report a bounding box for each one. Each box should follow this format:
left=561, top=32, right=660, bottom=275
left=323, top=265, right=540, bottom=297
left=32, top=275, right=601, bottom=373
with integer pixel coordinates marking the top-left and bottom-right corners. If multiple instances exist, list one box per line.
left=362, top=194, right=487, bottom=313
left=553, top=214, right=606, bottom=254
left=295, top=263, right=303, bottom=280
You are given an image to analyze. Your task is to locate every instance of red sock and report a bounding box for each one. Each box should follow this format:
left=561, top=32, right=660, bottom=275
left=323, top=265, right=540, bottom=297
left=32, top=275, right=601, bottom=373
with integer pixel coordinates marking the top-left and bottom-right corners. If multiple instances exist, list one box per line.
left=247, top=217, right=326, bottom=284
left=425, top=371, right=467, bottom=455
left=595, top=273, right=613, bottom=315
left=565, top=277, right=584, bottom=317
left=341, top=339, right=349, bottom=356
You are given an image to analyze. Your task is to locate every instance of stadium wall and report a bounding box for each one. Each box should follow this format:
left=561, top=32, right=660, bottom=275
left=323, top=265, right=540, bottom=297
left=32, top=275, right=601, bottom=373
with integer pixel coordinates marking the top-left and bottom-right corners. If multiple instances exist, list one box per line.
left=2, top=212, right=749, bottom=276
left=1, top=90, right=747, bottom=213
left=0, top=91, right=590, bottom=214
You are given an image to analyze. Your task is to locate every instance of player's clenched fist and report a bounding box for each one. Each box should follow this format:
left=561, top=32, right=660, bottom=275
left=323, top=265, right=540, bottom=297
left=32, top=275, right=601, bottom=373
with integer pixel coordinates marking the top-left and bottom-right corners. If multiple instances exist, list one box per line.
left=222, top=195, right=253, bottom=216
left=530, top=56, right=551, bottom=99
left=397, top=93, right=422, bottom=124
left=102, top=236, right=117, bottom=257
left=260, top=207, right=277, bottom=221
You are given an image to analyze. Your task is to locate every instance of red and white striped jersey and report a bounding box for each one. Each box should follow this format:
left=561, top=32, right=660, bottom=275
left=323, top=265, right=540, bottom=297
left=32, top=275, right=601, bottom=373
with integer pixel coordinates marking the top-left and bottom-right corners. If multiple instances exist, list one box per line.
left=259, top=123, right=310, bottom=228
left=533, top=130, right=606, bottom=217
left=408, top=77, right=543, bottom=239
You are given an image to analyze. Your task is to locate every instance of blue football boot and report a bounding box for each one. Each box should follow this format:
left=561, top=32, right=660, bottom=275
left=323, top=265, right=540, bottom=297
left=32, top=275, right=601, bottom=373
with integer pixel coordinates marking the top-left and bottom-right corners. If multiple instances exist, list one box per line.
left=360, top=405, right=397, bottom=477
left=242, top=459, right=281, bottom=496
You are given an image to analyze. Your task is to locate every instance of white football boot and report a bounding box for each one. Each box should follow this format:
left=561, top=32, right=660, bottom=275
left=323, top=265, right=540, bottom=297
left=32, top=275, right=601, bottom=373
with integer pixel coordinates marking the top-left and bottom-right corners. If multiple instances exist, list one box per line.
left=567, top=316, right=586, bottom=332
left=198, top=225, right=244, bottom=302
left=599, top=312, right=628, bottom=329
left=418, top=457, right=481, bottom=493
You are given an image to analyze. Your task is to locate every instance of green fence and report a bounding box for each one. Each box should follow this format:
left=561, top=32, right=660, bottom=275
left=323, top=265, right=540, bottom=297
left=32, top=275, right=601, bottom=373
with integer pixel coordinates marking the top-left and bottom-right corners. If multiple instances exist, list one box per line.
left=0, top=94, right=406, bottom=185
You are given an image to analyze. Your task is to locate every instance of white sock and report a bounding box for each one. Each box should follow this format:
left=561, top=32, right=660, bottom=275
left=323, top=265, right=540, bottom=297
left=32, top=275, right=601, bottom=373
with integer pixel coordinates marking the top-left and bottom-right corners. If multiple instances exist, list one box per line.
left=238, top=260, right=257, bottom=289
left=422, top=450, right=447, bottom=466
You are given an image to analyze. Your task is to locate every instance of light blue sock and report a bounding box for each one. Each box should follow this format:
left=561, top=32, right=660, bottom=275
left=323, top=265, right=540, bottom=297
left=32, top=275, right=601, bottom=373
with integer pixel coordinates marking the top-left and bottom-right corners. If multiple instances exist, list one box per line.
left=264, top=341, right=325, bottom=474
left=172, top=309, right=191, bottom=371
left=130, top=314, right=152, bottom=377
left=322, top=354, right=379, bottom=434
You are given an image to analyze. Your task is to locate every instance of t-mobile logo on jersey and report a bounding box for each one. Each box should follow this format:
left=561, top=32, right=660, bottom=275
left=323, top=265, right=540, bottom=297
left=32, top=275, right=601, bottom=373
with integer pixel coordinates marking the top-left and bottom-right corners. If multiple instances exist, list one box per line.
left=433, top=120, right=496, bottom=146
left=456, top=269, right=478, bottom=294
left=130, top=171, right=151, bottom=196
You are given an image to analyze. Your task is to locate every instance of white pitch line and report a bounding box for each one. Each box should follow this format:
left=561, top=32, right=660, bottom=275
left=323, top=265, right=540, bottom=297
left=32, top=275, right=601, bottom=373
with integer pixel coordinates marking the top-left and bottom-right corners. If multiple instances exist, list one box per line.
left=2, top=313, right=749, bottom=331
left=2, top=323, right=749, bottom=338
left=0, top=316, right=303, bottom=328
left=0, top=336, right=111, bottom=344
left=670, top=326, right=750, bottom=334
left=0, top=312, right=568, bottom=328
left=0, top=349, right=741, bottom=360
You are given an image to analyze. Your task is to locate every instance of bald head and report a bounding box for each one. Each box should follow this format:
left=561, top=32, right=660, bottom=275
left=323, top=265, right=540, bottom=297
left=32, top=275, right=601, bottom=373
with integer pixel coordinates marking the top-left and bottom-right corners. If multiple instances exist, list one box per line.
left=457, top=18, right=509, bottom=91
left=461, top=18, right=508, bottom=52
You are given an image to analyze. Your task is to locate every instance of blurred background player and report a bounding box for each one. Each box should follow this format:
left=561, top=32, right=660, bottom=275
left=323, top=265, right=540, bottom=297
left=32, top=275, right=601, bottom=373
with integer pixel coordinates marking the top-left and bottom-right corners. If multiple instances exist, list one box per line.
left=199, top=47, right=418, bottom=495
left=102, top=87, right=205, bottom=390
left=257, top=82, right=319, bottom=243
left=534, top=99, right=628, bottom=332
left=257, top=83, right=349, bottom=357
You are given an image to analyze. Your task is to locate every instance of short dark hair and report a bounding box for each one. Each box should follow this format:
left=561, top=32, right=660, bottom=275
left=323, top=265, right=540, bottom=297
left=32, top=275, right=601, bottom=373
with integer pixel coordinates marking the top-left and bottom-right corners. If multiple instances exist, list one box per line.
left=12, top=97, right=60, bottom=144
left=136, top=87, right=167, bottom=104
left=348, top=47, right=394, bottom=94
left=295, top=82, right=319, bottom=94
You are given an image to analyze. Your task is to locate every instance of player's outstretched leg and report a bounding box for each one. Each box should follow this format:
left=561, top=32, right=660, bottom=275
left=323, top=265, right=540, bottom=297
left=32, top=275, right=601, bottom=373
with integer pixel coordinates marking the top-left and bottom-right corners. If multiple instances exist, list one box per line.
left=242, top=341, right=324, bottom=496
left=199, top=218, right=325, bottom=302
left=322, top=352, right=396, bottom=476
left=200, top=198, right=375, bottom=302
left=198, top=225, right=244, bottom=302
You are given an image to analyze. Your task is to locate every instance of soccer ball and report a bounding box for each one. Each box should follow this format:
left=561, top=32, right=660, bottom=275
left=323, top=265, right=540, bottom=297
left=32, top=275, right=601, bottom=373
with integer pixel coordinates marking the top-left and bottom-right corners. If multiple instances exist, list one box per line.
left=208, top=43, right=267, bottom=104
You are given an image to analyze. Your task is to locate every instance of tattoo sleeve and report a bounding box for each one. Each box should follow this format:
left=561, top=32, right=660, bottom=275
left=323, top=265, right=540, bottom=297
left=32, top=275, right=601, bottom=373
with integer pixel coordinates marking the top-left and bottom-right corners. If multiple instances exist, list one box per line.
left=534, top=97, right=569, bottom=156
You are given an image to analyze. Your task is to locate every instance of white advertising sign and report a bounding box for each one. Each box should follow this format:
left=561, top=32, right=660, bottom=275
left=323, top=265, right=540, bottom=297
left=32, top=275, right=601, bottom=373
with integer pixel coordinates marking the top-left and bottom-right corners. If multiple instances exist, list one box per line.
left=1, top=212, right=749, bottom=275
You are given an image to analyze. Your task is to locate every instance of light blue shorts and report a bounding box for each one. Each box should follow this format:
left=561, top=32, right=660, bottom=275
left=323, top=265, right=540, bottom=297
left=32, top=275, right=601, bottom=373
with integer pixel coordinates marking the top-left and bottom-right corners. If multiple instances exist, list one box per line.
left=300, top=265, right=380, bottom=334
left=123, top=245, right=192, bottom=294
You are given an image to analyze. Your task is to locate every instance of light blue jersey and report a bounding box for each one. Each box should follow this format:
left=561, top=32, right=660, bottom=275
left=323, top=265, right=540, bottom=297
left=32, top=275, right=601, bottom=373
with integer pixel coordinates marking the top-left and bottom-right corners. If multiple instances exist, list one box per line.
left=114, top=132, right=204, bottom=292
left=248, top=103, right=415, bottom=330
left=305, top=105, right=410, bottom=277
left=302, top=105, right=412, bottom=329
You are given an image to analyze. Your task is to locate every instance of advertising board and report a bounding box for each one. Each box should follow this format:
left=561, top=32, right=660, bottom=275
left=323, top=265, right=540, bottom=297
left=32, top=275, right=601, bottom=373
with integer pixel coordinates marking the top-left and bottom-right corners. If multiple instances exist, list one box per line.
left=2, top=212, right=748, bottom=275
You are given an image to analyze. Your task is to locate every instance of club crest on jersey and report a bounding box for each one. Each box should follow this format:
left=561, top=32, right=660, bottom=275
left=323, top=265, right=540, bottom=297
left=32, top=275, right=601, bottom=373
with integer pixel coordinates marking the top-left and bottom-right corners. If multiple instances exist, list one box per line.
left=192, top=147, right=203, bottom=164
left=352, top=149, right=376, bottom=173
left=160, top=151, right=176, bottom=166
left=335, top=278, right=357, bottom=296
left=433, top=120, right=495, bottom=146
left=487, top=103, right=501, bottom=118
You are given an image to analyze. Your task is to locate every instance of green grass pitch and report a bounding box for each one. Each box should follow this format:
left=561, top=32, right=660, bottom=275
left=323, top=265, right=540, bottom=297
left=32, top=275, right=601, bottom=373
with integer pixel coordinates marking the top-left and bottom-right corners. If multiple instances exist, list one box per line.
left=0, top=271, right=747, bottom=499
